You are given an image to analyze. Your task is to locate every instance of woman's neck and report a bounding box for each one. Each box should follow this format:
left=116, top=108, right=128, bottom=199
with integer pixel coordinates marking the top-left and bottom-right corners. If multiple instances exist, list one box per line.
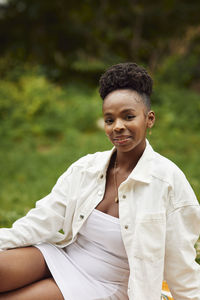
left=115, top=143, right=146, bottom=173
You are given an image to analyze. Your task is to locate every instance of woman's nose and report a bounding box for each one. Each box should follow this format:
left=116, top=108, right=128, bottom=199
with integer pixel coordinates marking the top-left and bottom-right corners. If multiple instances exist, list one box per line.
left=113, top=119, right=125, bottom=131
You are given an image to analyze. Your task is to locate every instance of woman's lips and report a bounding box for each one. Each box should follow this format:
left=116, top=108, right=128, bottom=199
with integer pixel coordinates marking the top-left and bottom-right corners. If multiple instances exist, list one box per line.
left=113, top=136, right=132, bottom=144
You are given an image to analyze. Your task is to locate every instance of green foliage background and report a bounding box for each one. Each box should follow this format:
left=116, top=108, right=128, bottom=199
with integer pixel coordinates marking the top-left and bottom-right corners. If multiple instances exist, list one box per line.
left=0, top=63, right=200, bottom=262
left=0, top=0, right=199, bottom=262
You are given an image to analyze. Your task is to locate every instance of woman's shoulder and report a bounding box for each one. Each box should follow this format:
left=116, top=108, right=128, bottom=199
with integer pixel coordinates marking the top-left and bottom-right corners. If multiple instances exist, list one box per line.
left=151, top=149, right=188, bottom=184
left=52, top=150, right=112, bottom=189
left=69, top=149, right=112, bottom=170
left=151, top=149, right=199, bottom=208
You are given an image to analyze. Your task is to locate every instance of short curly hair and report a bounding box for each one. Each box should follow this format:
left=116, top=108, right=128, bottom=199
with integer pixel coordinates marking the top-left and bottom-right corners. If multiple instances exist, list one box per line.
left=99, top=62, right=153, bottom=110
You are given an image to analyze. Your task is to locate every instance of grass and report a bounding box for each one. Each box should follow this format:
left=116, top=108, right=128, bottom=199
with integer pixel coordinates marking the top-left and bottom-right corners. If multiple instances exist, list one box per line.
left=0, top=78, right=199, bottom=262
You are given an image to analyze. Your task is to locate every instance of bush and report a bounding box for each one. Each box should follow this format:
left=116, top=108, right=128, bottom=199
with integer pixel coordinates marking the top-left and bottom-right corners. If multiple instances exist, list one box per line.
left=152, top=83, right=200, bottom=131
left=156, top=54, right=200, bottom=87
left=156, top=30, right=200, bottom=89
left=0, top=68, right=102, bottom=141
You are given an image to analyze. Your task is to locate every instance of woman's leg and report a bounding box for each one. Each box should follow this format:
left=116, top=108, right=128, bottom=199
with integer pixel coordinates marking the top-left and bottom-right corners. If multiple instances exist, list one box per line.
left=0, top=246, right=51, bottom=292
left=0, top=278, right=64, bottom=300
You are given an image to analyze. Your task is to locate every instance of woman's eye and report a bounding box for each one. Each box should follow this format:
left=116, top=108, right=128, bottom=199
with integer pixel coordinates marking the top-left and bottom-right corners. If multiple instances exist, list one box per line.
left=105, top=119, right=113, bottom=124
left=126, top=115, right=135, bottom=120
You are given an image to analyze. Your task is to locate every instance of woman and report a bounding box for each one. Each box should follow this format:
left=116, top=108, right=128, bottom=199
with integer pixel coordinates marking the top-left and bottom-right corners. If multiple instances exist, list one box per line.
left=0, top=63, right=199, bottom=300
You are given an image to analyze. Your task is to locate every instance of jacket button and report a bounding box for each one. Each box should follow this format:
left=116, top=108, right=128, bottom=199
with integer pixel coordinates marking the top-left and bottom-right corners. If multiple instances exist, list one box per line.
left=80, top=214, right=84, bottom=219
left=122, top=195, right=126, bottom=199
left=100, top=174, right=104, bottom=179
left=124, top=225, right=129, bottom=229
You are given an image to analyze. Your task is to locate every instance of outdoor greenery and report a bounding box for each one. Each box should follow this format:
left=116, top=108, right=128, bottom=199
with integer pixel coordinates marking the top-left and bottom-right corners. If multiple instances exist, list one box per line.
left=0, top=63, right=200, bottom=262
left=0, top=0, right=199, bottom=262
left=1, top=0, right=200, bottom=80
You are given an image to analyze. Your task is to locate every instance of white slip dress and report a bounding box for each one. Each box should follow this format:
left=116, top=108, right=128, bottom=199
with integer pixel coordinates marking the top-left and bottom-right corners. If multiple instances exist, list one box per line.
left=35, top=209, right=130, bottom=300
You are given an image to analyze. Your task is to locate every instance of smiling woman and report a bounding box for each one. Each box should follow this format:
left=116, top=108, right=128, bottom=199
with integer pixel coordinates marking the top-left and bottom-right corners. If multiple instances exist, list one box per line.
left=103, top=89, right=155, bottom=157
left=0, top=62, right=199, bottom=300
left=95, top=88, right=155, bottom=217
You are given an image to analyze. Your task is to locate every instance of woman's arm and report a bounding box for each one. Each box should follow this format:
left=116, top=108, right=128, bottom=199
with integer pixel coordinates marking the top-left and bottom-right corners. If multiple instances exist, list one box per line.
left=164, top=170, right=200, bottom=300
left=0, top=165, right=74, bottom=250
left=164, top=205, right=200, bottom=300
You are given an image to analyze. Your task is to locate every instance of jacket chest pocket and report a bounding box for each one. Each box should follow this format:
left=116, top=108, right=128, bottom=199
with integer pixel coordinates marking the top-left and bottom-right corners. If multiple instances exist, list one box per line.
left=133, top=212, right=166, bottom=262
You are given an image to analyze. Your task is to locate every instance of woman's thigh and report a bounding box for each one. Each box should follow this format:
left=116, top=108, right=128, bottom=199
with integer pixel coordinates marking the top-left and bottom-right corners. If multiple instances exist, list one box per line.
left=0, top=277, right=64, bottom=300
left=0, top=246, right=51, bottom=292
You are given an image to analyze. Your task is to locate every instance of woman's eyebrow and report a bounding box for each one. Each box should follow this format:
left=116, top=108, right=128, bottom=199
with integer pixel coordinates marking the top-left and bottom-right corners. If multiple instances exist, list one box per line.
left=122, top=109, right=136, bottom=113
left=103, top=109, right=136, bottom=117
left=104, top=109, right=136, bottom=115
left=104, top=112, right=113, bottom=116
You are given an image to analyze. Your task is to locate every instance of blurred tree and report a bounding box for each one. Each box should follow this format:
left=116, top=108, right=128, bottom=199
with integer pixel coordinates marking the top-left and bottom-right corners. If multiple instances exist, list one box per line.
left=0, top=0, right=200, bottom=80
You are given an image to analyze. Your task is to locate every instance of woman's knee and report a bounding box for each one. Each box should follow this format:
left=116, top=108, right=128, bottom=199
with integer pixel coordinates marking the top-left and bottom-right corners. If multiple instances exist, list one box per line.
left=0, top=247, right=51, bottom=293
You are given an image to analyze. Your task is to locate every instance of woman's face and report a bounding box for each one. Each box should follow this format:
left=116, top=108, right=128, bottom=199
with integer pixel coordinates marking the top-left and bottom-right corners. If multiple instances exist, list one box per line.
left=102, top=89, right=155, bottom=155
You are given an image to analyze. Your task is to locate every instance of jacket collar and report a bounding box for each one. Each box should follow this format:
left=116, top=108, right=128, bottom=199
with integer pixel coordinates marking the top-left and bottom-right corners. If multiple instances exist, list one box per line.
left=128, top=140, right=154, bottom=183
left=86, top=140, right=154, bottom=184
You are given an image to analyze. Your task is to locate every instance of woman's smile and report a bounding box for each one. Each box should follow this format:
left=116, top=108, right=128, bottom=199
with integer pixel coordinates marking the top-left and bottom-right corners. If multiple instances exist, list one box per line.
left=112, top=136, right=132, bottom=147
left=103, top=89, right=155, bottom=156
left=113, top=135, right=132, bottom=145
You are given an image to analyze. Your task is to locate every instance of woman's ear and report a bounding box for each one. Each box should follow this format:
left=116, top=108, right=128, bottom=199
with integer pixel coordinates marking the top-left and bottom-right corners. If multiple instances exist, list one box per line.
left=147, top=110, right=155, bottom=128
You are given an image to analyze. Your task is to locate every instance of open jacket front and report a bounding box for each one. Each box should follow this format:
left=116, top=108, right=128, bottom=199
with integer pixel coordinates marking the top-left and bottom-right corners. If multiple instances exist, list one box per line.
left=0, top=141, right=200, bottom=300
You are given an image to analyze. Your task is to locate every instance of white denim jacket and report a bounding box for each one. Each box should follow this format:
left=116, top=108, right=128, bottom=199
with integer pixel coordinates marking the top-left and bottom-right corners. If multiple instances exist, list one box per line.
left=0, top=141, right=200, bottom=300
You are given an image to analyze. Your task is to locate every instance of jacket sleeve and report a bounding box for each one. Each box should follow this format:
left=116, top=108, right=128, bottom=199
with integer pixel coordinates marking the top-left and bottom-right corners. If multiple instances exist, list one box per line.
left=164, top=170, right=200, bottom=300
left=0, top=165, right=74, bottom=250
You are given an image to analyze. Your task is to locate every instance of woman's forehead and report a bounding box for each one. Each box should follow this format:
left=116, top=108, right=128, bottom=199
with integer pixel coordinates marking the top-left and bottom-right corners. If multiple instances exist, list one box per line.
left=102, top=89, right=145, bottom=112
